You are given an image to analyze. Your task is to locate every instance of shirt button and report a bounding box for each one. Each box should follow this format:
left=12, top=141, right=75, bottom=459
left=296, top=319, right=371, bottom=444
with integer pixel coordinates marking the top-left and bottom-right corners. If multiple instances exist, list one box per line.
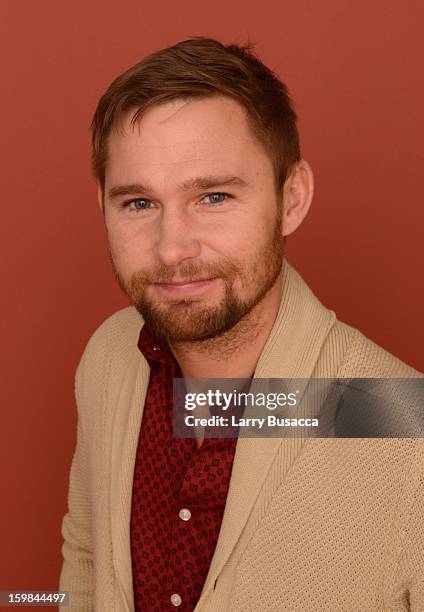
left=179, top=508, right=191, bottom=521
left=153, top=346, right=160, bottom=351
left=170, top=593, right=182, bottom=606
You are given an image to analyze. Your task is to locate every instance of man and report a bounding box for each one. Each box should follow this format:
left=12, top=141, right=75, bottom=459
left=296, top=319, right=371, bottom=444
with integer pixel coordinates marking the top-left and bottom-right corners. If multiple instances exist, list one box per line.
left=59, top=37, right=424, bottom=611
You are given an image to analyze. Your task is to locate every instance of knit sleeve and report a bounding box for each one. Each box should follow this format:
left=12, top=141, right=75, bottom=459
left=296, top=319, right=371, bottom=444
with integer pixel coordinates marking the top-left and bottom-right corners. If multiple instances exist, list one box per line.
left=386, top=455, right=424, bottom=611
left=398, top=467, right=424, bottom=610
left=58, top=353, right=94, bottom=611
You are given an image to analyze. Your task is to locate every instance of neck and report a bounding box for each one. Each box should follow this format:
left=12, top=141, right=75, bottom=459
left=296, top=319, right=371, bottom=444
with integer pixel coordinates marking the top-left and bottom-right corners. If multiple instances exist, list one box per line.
left=168, top=275, right=283, bottom=379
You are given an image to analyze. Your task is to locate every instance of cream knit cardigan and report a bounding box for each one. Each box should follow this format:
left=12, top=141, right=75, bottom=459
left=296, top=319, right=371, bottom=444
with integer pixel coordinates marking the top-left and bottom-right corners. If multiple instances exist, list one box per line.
left=59, top=259, right=424, bottom=611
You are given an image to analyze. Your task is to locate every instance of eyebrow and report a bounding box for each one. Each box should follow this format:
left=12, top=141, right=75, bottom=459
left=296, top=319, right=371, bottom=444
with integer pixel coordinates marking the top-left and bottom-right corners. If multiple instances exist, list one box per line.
left=108, top=175, right=248, bottom=200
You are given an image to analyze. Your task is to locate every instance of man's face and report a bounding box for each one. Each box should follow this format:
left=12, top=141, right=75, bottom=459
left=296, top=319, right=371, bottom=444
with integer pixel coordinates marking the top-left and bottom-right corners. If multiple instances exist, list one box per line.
left=102, top=95, right=285, bottom=342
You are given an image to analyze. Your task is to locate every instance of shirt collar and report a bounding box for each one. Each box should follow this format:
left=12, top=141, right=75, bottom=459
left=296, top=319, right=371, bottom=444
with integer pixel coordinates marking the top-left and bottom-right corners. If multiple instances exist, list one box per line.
left=137, top=323, right=179, bottom=370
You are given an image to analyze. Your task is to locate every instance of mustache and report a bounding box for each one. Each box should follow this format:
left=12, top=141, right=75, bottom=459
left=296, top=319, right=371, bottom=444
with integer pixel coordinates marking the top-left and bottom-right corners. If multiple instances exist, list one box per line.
left=129, top=260, right=238, bottom=286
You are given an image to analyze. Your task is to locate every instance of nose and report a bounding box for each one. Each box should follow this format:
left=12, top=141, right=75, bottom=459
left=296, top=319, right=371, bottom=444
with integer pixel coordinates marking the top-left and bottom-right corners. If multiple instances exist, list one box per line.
left=155, top=207, right=201, bottom=267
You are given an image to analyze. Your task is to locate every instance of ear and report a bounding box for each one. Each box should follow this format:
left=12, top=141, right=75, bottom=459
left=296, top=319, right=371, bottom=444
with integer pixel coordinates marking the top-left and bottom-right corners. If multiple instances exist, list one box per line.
left=281, top=159, right=314, bottom=237
left=97, top=182, right=105, bottom=215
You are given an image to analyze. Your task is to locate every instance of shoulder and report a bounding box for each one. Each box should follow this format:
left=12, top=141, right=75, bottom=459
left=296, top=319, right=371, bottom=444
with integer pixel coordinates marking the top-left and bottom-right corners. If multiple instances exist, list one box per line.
left=321, top=317, right=423, bottom=378
left=74, top=306, right=144, bottom=402
left=312, top=315, right=423, bottom=378
left=81, top=306, right=143, bottom=356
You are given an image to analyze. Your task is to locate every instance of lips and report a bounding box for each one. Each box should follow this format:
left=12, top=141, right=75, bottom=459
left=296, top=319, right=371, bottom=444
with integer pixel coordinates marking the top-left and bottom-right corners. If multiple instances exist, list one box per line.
left=156, top=277, right=214, bottom=286
left=153, top=277, right=217, bottom=295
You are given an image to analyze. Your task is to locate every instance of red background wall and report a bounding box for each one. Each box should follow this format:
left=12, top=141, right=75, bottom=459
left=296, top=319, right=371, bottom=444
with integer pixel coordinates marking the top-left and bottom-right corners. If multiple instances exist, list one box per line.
left=1, top=0, right=423, bottom=604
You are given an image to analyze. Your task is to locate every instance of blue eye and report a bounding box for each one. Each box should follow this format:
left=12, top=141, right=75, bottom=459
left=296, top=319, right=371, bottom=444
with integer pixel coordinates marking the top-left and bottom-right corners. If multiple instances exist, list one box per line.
left=202, top=193, right=230, bottom=207
left=124, top=199, right=153, bottom=212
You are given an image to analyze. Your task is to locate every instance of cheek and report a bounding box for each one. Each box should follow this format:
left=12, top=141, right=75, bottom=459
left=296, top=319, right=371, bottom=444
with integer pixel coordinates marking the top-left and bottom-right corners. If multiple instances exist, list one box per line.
left=202, top=217, right=272, bottom=267
left=229, top=219, right=272, bottom=254
left=106, top=225, right=150, bottom=271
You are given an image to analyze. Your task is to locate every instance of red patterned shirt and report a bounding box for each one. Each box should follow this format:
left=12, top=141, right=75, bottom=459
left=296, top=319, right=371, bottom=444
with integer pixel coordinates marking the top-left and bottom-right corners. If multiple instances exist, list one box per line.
left=130, top=324, right=239, bottom=611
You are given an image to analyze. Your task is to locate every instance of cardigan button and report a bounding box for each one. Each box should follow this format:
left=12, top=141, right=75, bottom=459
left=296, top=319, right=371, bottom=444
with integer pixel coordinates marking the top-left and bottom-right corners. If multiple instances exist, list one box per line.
left=179, top=508, right=192, bottom=521
left=170, top=593, right=182, bottom=606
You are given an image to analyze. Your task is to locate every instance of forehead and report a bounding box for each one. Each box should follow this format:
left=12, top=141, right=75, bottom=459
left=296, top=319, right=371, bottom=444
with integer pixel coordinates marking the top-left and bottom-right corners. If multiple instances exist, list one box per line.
left=105, top=95, right=273, bottom=190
